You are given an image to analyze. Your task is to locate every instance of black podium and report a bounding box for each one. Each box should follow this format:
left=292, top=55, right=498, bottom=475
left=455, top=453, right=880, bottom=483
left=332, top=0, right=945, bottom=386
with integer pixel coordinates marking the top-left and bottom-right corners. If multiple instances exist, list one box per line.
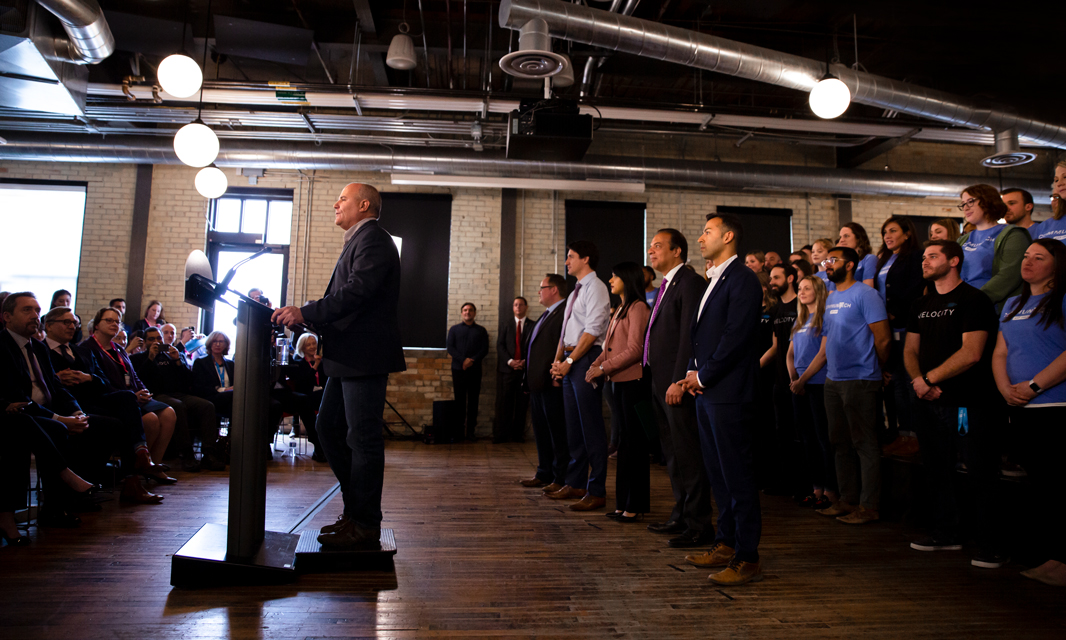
left=170, top=250, right=396, bottom=588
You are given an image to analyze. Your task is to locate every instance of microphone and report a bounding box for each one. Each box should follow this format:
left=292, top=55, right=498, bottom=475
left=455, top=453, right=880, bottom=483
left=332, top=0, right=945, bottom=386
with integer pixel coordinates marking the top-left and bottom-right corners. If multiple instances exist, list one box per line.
left=215, top=246, right=274, bottom=300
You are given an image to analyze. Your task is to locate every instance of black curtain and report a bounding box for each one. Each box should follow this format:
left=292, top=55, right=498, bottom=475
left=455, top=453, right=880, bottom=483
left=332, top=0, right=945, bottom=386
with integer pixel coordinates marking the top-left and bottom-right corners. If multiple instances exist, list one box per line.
left=565, top=199, right=647, bottom=305
left=716, top=205, right=793, bottom=258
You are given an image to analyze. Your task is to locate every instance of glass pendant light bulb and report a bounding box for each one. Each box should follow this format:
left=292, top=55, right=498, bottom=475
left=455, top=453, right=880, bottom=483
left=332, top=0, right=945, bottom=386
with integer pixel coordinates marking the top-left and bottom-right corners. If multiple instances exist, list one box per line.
left=173, top=120, right=219, bottom=167
left=809, top=76, right=852, bottom=119
left=158, top=54, right=203, bottom=98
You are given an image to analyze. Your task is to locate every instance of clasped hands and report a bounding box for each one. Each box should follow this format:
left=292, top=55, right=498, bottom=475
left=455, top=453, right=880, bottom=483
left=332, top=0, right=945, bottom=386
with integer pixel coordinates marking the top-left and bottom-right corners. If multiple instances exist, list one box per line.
left=676, top=370, right=704, bottom=396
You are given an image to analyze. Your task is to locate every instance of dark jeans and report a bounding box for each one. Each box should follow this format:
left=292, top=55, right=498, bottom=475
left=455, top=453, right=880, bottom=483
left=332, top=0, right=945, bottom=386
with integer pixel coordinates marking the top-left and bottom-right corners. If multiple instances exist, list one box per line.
left=883, top=337, right=916, bottom=439
left=772, top=382, right=802, bottom=494
left=493, top=369, right=529, bottom=443
left=561, top=346, right=608, bottom=497
left=451, top=368, right=482, bottom=439
left=1011, top=406, right=1066, bottom=563
left=695, top=398, right=761, bottom=563
left=651, top=376, right=714, bottom=535
left=316, top=374, right=390, bottom=529
left=612, top=378, right=651, bottom=513
left=529, top=386, right=568, bottom=484
left=914, top=401, right=1002, bottom=547
left=792, top=383, right=837, bottom=493
left=824, top=378, right=882, bottom=510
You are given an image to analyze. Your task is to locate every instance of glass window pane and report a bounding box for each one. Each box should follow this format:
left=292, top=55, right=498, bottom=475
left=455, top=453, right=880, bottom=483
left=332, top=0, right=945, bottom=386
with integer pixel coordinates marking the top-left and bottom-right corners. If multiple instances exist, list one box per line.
left=0, top=184, right=85, bottom=304
left=266, top=200, right=293, bottom=245
left=241, top=199, right=267, bottom=235
left=214, top=198, right=241, bottom=232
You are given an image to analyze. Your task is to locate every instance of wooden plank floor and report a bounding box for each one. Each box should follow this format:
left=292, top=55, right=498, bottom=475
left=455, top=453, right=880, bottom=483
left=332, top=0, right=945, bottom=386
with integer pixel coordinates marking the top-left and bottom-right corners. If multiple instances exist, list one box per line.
left=2, top=441, right=1064, bottom=639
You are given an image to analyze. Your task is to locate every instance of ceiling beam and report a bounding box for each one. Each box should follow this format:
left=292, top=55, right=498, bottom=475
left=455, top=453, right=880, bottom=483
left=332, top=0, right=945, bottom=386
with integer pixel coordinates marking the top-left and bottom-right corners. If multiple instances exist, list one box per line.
left=836, top=128, right=921, bottom=169
left=353, top=0, right=377, bottom=37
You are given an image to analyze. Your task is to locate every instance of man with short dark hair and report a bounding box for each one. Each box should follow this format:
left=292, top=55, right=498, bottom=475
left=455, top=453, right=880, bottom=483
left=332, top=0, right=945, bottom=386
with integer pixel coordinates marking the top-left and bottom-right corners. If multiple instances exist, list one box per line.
left=820, top=246, right=892, bottom=525
left=547, top=240, right=611, bottom=511
left=904, top=240, right=1007, bottom=568
left=519, top=274, right=570, bottom=489
left=1001, top=188, right=1035, bottom=229
left=494, top=296, right=534, bottom=443
left=447, top=302, right=489, bottom=441
left=109, top=298, right=128, bottom=333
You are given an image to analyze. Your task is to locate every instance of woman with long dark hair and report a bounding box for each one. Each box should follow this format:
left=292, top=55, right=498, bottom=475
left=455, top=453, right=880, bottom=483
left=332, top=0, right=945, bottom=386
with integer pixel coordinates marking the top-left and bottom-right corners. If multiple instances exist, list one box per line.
left=993, top=239, right=1066, bottom=586
left=587, top=261, right=651, bottom=521
left=838, top=223, right=877, bottom=287
left=957, top=184, right=1030, bottom=309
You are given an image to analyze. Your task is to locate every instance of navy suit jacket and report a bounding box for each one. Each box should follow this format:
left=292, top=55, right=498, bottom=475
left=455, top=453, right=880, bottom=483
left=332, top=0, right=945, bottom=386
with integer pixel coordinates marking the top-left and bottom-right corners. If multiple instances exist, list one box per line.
left=0, top=329, right=82, bottom=418
left=300, top=219, right=407, bottom=377
left=687, top=257, right=762, bottom=404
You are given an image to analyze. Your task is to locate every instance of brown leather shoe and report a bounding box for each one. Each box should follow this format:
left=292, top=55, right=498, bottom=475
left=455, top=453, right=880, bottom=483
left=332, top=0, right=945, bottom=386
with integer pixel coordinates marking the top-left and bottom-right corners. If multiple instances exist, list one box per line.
left=541, top=482, right=564, bottom=494
left=519, top=477, right=547, bottom=487
left=320, top=513, right=350, bottom=534
left=120, top=476, right=164, bottom=505
left=317, top=520, right=381, bottom=548
left=685, top=542, right=736, bottom=568
left=708, top=558, right=764, bottom=586
left=568, top=494, right=607, bottom=511
left=545, top=485, right=586, bottom=500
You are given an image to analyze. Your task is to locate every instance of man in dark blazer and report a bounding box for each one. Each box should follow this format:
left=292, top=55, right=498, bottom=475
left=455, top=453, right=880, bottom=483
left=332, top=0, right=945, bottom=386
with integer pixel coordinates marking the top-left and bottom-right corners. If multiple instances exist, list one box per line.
left=678, top=214, right=764, bottom=586
left=273, top=182, right=406, bottom=549
left=493, top=296, right=535, bottom=443
left=644, top=229, right=716, bottom=548
left=518, top=274, right=569, bottom=490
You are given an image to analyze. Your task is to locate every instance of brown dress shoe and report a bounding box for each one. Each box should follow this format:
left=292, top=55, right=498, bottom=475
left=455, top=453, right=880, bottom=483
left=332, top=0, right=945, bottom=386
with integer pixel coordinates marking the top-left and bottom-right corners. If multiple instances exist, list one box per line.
left=545, top=485, right=586, bottom=500
left=541, top=482, right=564, bottom=494
left=685, top=542, right=736, bottom=568
left=317, top=520, right=381, bottom=548
left=120, top=476, right=164, bottom=504
left=519, top=477, right=547, bottom=487
left=708, top=558, right=764, bottom=586
left=320, top=513, right=350, bottom=534
left=568, top=494, right=607, bottom=511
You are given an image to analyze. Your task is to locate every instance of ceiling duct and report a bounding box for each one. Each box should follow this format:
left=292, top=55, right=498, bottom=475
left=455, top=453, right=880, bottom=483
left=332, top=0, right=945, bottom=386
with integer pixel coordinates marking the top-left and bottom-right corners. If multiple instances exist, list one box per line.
left=0, top=132, right=1050, bottom=201
left=981, top=128, right=1037, bottom=168
left=35, top=0, right=114, bottom=64
left=498, top=0, right=1066, bottom=150
left=499, top=17, right=565, bottom=78
left=0, top=2, right=92, bottom=115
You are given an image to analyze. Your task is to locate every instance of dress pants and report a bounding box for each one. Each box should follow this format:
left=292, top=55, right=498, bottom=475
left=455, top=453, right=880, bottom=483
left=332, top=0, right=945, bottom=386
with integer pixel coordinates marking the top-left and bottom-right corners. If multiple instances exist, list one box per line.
left=612, top=378, right=651, bottom=513
left=493, top=369, right=529, bottom=442
left=529, top=386, right=568, bottom=484
left=451, top=367, right=482, bottom=439
left=561, top=346, right=608, bottom=498
left=0, top=413, right=67, bottom=512
left=79, top=390, right=145, bottom=475
left=1013, top=406, right=1066, bottom=564
left=64, top=414, right=124, bottom=485
left=824, top=378, right=882, bottom=510
left=316, top=375, right=390, bottom=528
left=651, top=376, right=714, bottom=535
left=792, top=384, right=837, bottom=493
left=695, top=397, right=761, bottom=563
left=271, top=387, right=322, bottom=449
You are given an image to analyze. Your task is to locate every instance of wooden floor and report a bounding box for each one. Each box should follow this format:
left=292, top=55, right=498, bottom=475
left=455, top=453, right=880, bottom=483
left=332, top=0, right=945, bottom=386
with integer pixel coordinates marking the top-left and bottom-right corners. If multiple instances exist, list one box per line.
left=2, top=440, right=1064, bottom=639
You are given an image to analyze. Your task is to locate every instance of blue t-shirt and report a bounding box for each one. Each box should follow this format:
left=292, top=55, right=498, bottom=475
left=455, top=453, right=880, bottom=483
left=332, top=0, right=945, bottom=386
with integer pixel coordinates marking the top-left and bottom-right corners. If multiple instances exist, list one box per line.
left=960, top=225, right=1005, bottom=290
left=816, top=269, right=835, bottom=292
left=854, top=254, right=878, bottom=283
left=824, top=282, right=889, bottom=381
left=645, top=289, right=658, bottom=307
left=793, top=316, right=827, bottom=384
left=999, top=293, right=1066, bottom=406
left=876, top=253, right=897, bottom=301
left=1030, top=217, right=1066, bottom=243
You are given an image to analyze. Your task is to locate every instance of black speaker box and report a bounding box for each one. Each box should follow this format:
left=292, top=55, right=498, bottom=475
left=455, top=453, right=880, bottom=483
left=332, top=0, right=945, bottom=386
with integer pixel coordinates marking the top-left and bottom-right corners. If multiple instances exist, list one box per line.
left=430, top=400, right=460, bottom=444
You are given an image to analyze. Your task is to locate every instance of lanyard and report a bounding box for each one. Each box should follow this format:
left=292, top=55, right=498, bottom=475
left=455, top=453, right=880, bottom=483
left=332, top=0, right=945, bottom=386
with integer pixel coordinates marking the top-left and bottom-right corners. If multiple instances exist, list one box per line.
left=215, top=361, right=226, bottom=386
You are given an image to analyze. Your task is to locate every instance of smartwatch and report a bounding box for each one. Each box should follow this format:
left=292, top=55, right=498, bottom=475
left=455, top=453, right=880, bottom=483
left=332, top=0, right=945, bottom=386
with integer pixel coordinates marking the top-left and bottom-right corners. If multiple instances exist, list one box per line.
left=1029, top=380, right=1043, bottom=395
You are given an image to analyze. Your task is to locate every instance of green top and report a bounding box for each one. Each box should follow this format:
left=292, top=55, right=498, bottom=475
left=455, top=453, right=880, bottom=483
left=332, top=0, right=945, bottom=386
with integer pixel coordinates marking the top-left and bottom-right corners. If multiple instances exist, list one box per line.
left=957, top=224, right=1032, bottom=310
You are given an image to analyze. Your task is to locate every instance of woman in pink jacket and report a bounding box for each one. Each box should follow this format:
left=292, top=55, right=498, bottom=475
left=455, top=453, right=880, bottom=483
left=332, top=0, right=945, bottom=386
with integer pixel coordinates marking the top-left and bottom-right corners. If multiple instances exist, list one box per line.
left=588, top=261, right=652, bottom=522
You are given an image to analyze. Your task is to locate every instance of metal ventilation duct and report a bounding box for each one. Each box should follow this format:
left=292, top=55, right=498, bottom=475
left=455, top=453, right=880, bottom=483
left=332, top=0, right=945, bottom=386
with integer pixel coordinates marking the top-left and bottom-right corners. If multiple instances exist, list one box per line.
left=0, top=132, right=1050, bottom=201
left=981, top=128, right=1037, bottom=168
left=35, top=0, right=115, bottom=64
left=498, top=0, right=1066, bottom=150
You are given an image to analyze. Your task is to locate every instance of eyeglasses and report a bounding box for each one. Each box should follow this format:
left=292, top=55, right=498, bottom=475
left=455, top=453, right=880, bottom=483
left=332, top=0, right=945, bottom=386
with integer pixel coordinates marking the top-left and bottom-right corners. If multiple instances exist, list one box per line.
left=52, top=319, right=78, bottom=327
left=99, top=317, right=120, bottom=324
left=957, top=197, right=979, bottom=211
left=823, top=257, right=843, bottom=265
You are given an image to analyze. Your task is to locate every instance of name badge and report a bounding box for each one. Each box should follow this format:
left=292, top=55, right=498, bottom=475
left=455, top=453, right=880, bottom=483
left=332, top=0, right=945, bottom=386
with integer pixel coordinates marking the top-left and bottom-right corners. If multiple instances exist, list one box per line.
left=124, top=374, right=132, bottom=387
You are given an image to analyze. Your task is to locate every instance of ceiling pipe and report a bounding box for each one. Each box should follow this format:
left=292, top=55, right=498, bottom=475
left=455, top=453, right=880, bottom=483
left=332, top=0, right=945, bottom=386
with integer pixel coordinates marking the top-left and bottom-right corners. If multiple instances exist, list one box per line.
left=36, top=0, right=115, bottom=64
left=498, top=0, right=1066, bottom=150
left=0, top=132, right=1050, bottom=201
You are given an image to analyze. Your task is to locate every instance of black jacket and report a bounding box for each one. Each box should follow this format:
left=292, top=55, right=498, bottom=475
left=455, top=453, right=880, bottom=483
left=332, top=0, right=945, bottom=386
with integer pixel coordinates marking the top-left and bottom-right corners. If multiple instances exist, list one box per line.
left=524, top=303, right=565, bottom=394
left=131, top=349, right=194, bottom=394
left=0, top=329, right=82, bottom=418
left=191, top=356, right=236, bottom=400
left=646, top=266, right=707, bottom=396
left=46, top=340, right=114, bottom=403
left=496, top=316, right=535, bottom=373
left=880, top=250, right=927, bottom=330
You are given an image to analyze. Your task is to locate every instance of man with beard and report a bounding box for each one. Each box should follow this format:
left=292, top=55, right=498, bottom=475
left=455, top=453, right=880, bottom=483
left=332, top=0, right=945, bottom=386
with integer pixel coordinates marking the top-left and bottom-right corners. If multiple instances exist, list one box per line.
left=1001, top=189, right=1035, bottom=230
left=761, top=263, right=801, bottom=497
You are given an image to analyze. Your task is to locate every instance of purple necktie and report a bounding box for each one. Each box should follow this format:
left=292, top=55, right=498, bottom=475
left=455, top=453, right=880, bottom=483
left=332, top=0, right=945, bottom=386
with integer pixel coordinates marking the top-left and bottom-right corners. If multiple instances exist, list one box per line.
left=642, top=277, right=670, bottom=366
left=559, top=282, right=583, bottom=347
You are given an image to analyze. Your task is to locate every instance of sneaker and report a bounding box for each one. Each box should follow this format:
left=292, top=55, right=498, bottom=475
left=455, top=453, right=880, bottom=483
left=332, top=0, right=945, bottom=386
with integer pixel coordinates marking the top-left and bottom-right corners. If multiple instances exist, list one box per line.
left=910, top=536, right=962, bottom=552
left=971, top=550, right=1010, bottom=569
left=817, top=501, right=853, bottom=517
left=837, top=506, right=879, bottom=524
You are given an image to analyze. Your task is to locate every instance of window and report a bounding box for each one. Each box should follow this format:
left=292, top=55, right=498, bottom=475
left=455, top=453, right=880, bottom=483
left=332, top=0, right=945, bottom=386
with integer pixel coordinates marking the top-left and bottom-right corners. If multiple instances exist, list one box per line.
left=0, top=181, right=86, bottom=305
left=209, top=189, right=293, bottom=245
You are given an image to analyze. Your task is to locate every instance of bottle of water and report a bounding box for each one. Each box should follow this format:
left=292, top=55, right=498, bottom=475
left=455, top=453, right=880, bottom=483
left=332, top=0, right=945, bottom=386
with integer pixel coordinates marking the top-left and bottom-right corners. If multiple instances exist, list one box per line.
left=219, top=417, right=230, bottom=438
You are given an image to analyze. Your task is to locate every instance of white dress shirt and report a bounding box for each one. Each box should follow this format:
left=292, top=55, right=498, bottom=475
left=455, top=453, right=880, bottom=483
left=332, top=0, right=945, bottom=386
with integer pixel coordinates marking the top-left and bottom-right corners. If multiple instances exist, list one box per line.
left=697, top=254, right=738, bottom=322
left=507, top=316, right=527, bottom=366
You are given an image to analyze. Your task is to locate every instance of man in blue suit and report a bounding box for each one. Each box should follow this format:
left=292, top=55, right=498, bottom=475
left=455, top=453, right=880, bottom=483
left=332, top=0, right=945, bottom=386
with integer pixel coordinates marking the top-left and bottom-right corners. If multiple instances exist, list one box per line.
left=678, top=213, right=765, bottom=586
left=273, top=182, right=406, bottom=549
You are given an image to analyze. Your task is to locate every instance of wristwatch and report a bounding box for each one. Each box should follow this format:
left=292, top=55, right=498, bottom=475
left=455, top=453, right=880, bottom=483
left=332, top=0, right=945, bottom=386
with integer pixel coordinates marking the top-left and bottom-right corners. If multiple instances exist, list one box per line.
left=1029, top=379, right=1042, bottom=395
left=922, top=375, right=933, bottom=387
left=565, top=356, right=574, bottom=365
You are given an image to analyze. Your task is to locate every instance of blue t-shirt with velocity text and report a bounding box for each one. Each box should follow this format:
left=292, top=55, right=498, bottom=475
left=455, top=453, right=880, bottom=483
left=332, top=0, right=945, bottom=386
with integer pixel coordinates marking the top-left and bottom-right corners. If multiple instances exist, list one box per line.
left=824, top=282, right=889, bottom=381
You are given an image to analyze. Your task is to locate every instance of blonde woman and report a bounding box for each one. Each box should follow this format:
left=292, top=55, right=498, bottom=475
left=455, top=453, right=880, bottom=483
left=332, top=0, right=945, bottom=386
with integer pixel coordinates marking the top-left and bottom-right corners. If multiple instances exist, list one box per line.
left=811, top=237, right=836, bottom=292
left=1028, top=160, right=1066, bottom=243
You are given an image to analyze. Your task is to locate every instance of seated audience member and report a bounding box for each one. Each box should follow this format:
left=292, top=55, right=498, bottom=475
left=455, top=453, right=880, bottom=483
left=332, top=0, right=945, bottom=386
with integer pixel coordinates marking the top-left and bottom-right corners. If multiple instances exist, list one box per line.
left=282, top=331, right=325, bottom=462
left=82, top=307, right=176, bottom=483
left=50, top=289, right=81, bottom=343
left=43, top=307, right=164, bottom=501
left=838, top=223, right=877, bottom=287
left=126, top=329, right=145, bottom=355
left=928, top=218, right=960, bottom=242
left=587, top=262, right=651, bottom=522
left=133, top=328, right=225, bottom=471
left=109, top=298, right=128, bottom=333
left=764, top=251, right=782, bottom=271
left=744, top=250, right=766, bottom=273
left=132, top=300, right=165, bottom=334
left=192, top=331, right=282, bottom=458
left=993, top=239, right=1066, bottom=586
left=957, top=184, right=1030, bottom=309
left=820, top=247, right=891, bottom=524
left=1027, top=162, right=1066, bottom=243
left=787, top=275, right=836, bottom=510
left=114, top=329, right=128, bottom=351
left=905, top=240, right=1006, bottom=567
left=811, top=238, right=836, bottom=292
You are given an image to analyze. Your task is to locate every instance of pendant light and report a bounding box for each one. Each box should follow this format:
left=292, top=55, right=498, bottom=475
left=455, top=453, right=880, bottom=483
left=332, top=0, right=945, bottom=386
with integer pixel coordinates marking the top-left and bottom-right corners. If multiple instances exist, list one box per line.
left=158, top=2, right=202, bottom=97
left=808, top=45, right=851, bottom=120
left=195, top=165, right=228, bottom=199
left=174, top=0, right=219, bottom=168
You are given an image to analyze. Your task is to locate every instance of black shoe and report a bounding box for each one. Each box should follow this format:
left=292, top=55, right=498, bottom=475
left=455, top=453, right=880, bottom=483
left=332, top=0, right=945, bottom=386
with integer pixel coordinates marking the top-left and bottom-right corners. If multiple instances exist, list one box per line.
left=317, top=520, right=382, bottom=549
left=616, top=513, right=644, bottom=523
left=1, top=530, right=30, bottom=546
left=668, top=529, right=712, bottom=548
left=647, top=519, right=686, bottom=534
left=38, top=510, right=81, bottom=529
left=971, top=549, right=1010, bottom=569
left=910, top=536, right=962, bottom=552
left=605, top=511, right=624, bottom=519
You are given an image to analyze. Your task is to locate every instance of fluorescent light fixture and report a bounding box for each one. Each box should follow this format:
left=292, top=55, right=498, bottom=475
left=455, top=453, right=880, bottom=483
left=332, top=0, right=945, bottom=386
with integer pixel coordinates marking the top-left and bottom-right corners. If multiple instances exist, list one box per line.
left=390, top=174, right=645, bottom=193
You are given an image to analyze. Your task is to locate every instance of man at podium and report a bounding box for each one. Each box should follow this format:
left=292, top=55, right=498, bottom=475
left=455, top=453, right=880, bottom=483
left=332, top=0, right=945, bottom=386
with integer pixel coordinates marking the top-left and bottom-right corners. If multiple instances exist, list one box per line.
left=272, top=182, right=406, bottom=548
